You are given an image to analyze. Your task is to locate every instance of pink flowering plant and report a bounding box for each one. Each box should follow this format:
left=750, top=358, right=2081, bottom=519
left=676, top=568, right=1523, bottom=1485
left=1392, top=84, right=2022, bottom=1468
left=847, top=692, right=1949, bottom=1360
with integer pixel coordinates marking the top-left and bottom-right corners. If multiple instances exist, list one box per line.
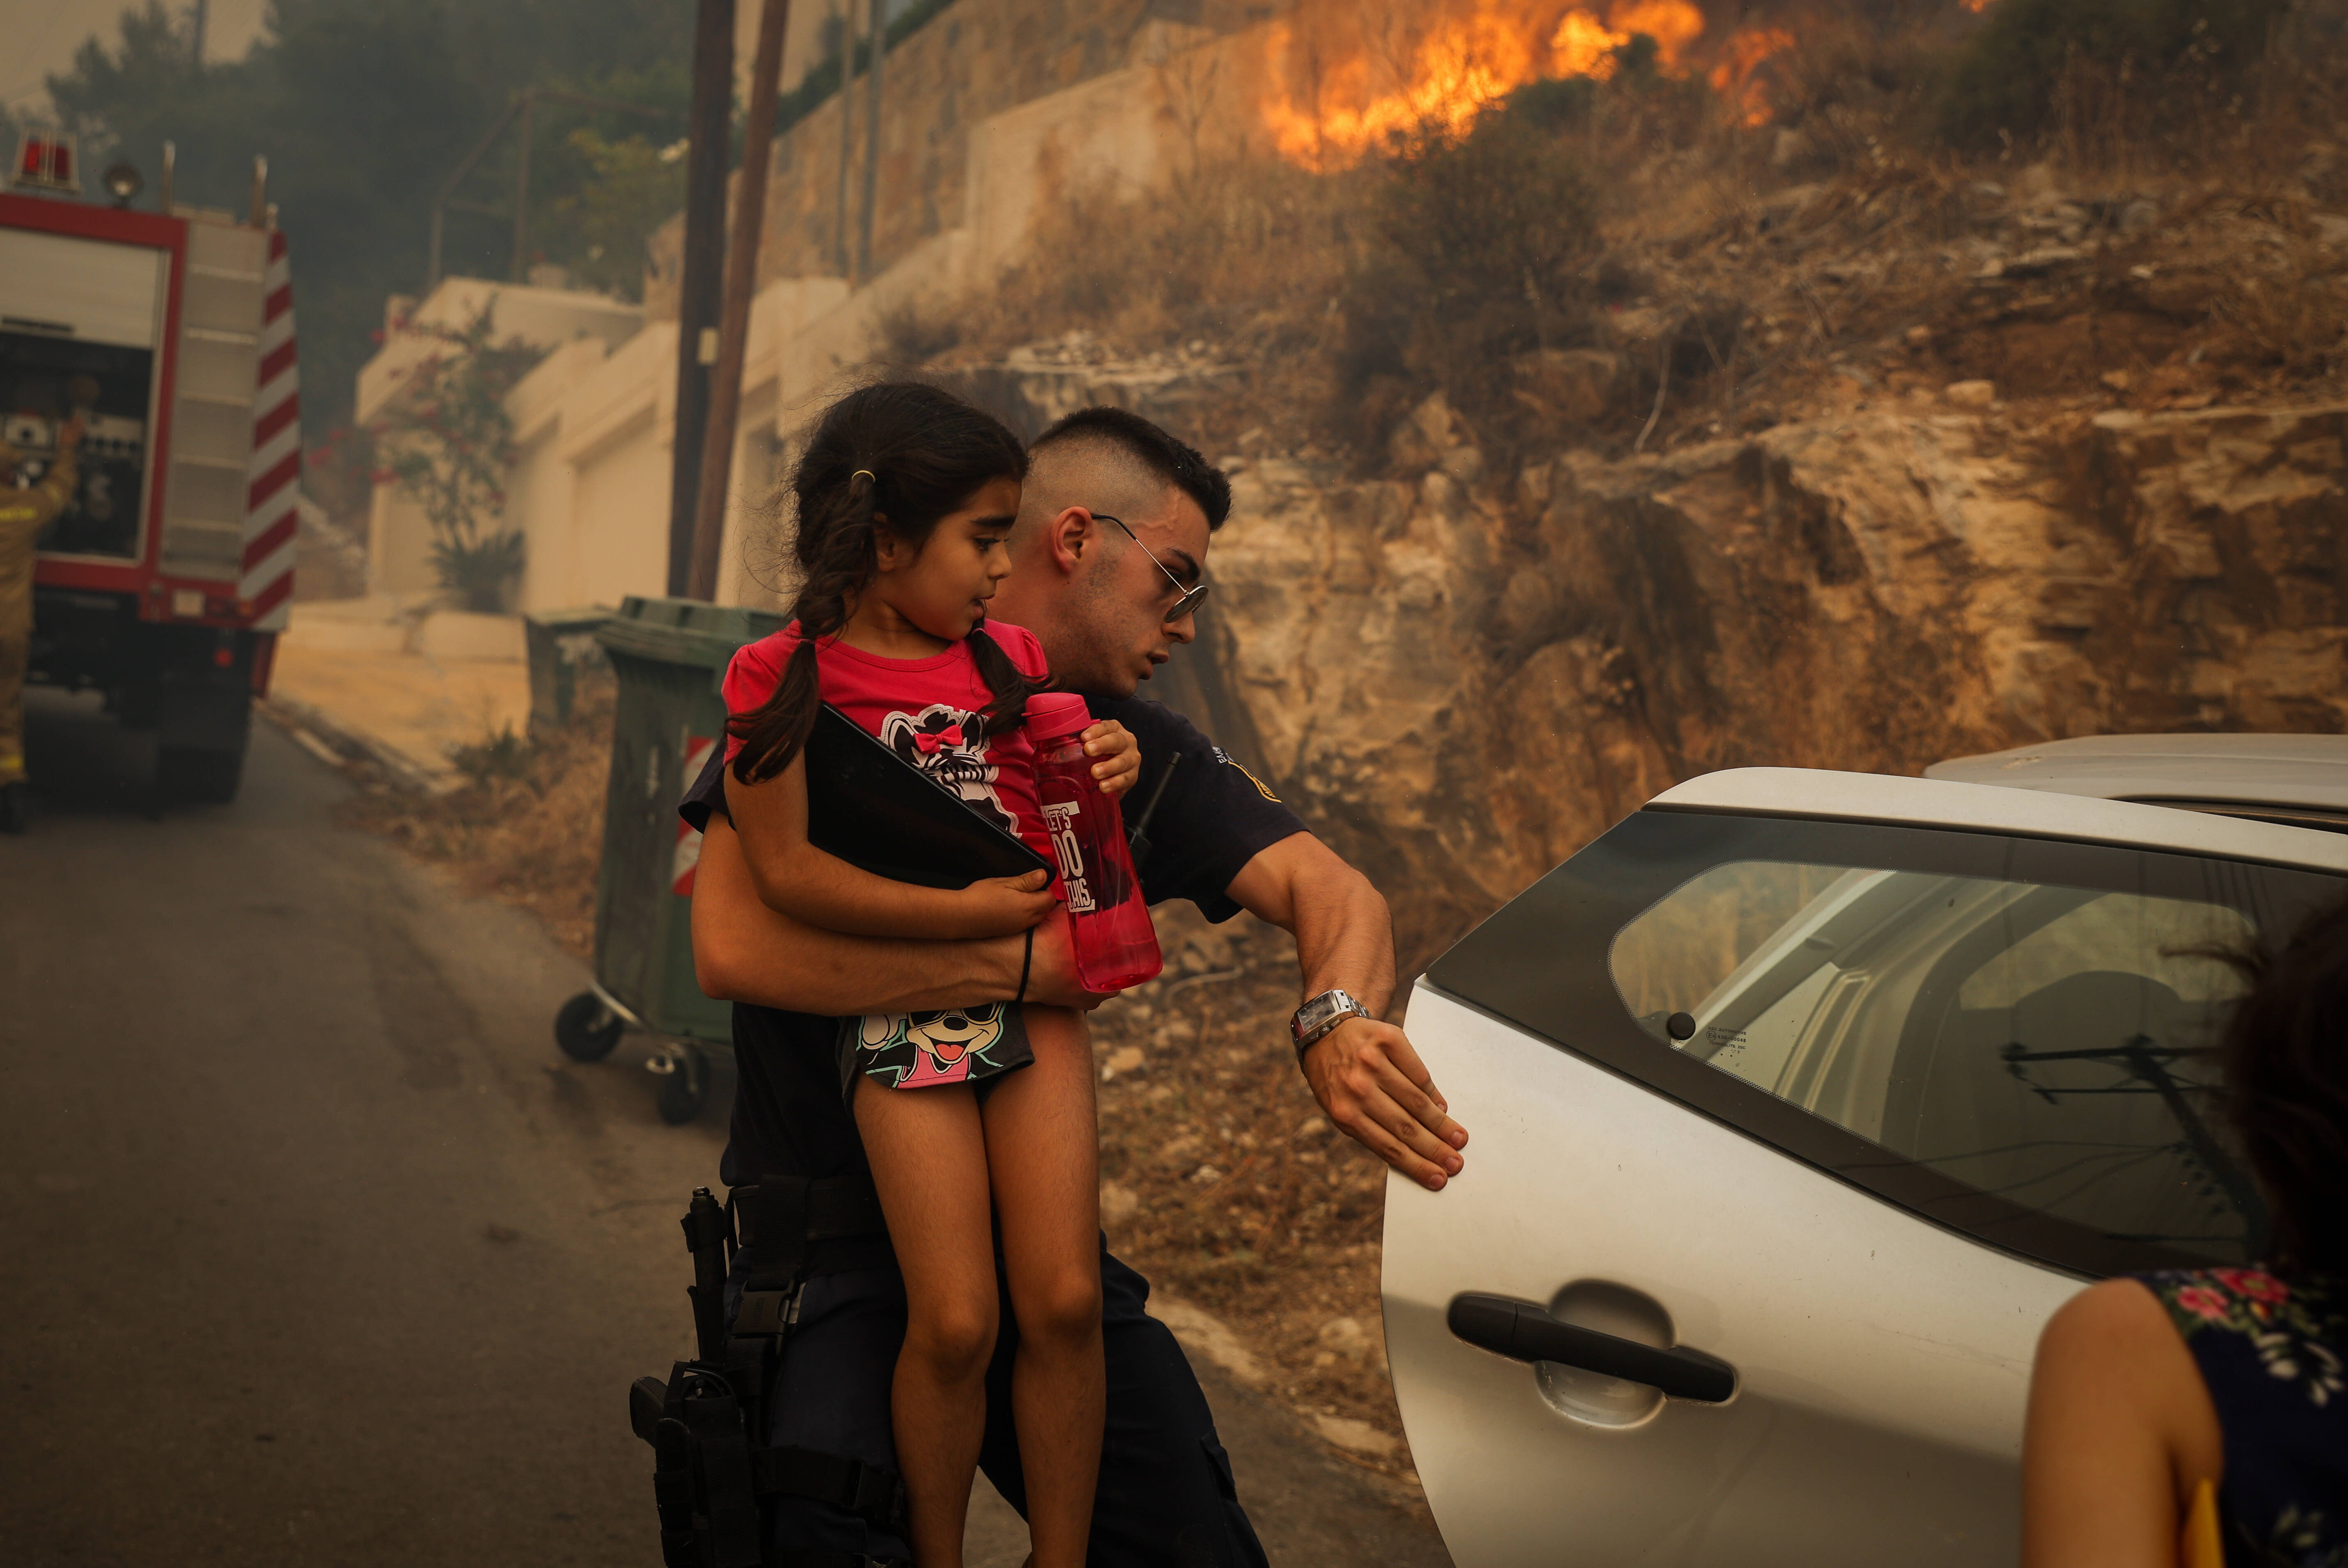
left=368, top=301, right=545, bottom=612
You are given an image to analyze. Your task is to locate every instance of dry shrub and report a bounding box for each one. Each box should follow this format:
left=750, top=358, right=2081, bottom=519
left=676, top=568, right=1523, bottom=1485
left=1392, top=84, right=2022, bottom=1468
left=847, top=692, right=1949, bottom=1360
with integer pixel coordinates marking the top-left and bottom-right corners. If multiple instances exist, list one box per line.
left=1934, top=0, right=2292, bottom=155
left=1765, top=9, right=1947, bottom=178
left=954, top=156, right=1361, bottom=455
left=1342, top=106, right=1601, bottom=434
left=345, top=674, right=613, bottom=957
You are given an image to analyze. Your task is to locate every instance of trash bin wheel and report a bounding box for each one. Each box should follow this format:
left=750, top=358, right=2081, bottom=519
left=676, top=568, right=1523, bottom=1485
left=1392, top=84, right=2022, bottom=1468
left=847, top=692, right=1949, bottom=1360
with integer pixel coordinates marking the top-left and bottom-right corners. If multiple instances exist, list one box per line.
left=555, top=992, right=625, bottom=1062
left=656, top=1045, right=710, bottom=1125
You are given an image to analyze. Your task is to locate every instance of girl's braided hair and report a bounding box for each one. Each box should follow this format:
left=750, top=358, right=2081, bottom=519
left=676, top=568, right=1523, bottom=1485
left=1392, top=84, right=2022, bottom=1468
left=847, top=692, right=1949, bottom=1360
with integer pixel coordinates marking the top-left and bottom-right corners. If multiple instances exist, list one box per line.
left=728, top=382, right=1037, bottom=785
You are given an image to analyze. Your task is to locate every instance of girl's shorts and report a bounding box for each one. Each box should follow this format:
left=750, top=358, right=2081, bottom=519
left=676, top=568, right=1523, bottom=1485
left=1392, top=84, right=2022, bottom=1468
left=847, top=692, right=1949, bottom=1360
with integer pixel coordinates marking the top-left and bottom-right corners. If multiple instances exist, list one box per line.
left=835, top=1004, right=1034, bottom=1101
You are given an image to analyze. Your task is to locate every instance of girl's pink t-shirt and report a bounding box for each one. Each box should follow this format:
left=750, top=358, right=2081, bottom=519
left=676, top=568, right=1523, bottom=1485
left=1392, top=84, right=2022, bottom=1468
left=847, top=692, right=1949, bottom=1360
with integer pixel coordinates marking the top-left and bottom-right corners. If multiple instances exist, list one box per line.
left=721, top=619, right=1053, bottom=860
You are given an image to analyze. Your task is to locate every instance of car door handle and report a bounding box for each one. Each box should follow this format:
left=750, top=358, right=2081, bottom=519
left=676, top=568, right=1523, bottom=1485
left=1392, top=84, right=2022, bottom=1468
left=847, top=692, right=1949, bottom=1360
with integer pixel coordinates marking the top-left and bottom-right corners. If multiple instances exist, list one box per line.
left=1447, top=1294, right=1737, bottom=1404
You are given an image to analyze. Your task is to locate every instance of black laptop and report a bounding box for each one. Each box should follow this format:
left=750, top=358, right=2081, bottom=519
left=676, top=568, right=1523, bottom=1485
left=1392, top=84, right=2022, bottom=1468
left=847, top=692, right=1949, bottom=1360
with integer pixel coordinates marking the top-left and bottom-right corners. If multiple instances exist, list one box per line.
left=802, top=703, right=1052, bottom=889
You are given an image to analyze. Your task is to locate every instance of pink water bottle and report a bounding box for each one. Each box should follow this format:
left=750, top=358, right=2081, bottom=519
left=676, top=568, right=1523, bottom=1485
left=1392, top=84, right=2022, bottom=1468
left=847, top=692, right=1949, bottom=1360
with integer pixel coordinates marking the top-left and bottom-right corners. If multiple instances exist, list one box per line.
left=1027, top=693, right=1163, bottom=993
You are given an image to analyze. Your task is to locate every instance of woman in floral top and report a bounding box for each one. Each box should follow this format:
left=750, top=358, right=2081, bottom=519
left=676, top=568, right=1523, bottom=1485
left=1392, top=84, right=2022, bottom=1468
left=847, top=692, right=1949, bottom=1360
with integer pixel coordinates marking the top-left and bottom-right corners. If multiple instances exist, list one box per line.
left=2023, top=895, right=2348, bottom=1566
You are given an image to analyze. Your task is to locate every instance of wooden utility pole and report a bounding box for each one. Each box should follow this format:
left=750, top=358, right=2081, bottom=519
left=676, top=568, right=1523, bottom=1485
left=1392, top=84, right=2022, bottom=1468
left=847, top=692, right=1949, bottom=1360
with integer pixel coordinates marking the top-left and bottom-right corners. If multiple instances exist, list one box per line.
left=509, top=92, right=536, bottom=281
left=833, top=0, right=858, bottom=277
left=858, top=0, right=884, bottom=276
left=668, top=0, right=736, bottom=597
left=688, top=0, right=790, bottom=602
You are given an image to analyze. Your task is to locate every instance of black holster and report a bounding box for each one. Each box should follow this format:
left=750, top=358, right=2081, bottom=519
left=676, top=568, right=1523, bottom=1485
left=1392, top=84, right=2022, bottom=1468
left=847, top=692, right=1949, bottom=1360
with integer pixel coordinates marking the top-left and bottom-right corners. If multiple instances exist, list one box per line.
left=629, top=1174, right=906, bottom=1568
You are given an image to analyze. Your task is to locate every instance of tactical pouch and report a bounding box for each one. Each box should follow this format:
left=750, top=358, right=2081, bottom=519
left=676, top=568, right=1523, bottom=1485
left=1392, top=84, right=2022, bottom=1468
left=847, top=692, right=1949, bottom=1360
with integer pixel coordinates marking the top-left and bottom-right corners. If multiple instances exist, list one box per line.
left=631, top=1177, right=906, bottom=1568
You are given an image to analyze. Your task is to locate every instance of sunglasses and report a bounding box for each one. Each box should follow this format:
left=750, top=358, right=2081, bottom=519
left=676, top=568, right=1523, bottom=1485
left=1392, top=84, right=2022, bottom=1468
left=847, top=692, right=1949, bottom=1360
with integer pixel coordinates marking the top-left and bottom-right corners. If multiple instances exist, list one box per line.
left=1090, top=512, right=1208, bottom=623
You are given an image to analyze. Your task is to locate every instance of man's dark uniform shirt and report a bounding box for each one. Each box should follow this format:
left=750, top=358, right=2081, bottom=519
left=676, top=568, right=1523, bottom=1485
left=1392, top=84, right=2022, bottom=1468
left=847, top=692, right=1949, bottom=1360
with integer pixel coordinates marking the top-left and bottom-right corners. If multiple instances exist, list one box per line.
left=679, top=693, right=1303, bottom=1567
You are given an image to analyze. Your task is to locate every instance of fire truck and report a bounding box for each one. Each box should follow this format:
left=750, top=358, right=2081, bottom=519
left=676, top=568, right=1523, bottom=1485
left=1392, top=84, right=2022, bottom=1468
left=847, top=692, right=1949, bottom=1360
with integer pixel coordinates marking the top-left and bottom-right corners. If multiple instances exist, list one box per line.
left=4, top=131, right=298, bottom=803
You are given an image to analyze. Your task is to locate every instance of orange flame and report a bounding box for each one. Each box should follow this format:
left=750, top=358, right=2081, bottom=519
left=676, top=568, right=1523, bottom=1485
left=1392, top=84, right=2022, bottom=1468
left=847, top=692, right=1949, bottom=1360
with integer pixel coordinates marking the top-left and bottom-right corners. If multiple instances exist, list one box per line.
left=1547, top=2, right=1706, bottom=80
left=1601, top=1, right=1707, bottom=66
left=1708, top=26, right=1795, bottom=128
left=1262, top=9, right=1557, bottom=166
left=1263, top=1, right=1790, bottom=168
left=1553, top=10, right=1631, bottom=80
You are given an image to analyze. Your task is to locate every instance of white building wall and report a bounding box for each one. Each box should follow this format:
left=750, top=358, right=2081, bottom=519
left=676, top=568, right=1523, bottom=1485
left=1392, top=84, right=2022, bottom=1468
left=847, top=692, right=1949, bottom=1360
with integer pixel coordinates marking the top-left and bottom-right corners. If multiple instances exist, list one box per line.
left=569, top=408, right=671, bottom=611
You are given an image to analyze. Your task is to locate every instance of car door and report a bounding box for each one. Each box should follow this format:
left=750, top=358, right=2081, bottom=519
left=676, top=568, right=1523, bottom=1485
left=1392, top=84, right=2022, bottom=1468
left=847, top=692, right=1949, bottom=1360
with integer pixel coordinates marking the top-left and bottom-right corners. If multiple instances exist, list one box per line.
left=1383, top=768, right=2348, bottom=1568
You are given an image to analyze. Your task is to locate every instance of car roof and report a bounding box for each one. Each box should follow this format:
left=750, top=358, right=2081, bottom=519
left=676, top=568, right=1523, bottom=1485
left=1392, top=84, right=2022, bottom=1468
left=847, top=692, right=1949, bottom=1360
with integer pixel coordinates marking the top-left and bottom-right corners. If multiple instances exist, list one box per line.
left=1924, top=733, right=2348, bottom=830
left=1650, top=766, right=2348, bottom=875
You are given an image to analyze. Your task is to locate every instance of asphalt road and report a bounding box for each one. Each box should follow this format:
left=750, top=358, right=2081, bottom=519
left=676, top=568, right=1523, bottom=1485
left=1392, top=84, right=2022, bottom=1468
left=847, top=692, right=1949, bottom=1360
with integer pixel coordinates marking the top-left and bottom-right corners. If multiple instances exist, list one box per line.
left=1, top=688, right=1451, bottom=1568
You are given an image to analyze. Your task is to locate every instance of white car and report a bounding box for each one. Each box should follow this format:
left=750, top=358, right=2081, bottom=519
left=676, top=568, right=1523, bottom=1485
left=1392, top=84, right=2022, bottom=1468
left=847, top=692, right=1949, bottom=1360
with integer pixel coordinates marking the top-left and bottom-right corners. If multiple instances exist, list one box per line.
left=1383, top=735, right=2348, bottom=1566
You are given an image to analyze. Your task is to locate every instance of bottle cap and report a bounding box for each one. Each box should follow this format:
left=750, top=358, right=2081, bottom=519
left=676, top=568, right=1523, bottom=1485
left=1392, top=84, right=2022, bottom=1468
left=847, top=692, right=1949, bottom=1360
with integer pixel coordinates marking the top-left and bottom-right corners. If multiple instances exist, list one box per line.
left=1025, top=691, right=1093, bottom=744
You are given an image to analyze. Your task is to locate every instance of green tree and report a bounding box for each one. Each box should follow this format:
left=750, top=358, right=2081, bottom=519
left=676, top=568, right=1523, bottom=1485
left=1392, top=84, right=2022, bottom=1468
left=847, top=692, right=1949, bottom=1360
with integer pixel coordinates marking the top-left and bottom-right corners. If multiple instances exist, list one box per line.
left=537, top=129, right=688, bottom=301
left=367, top=302, right=546, bottom=612
left=43, top=0, right=695, bottom=429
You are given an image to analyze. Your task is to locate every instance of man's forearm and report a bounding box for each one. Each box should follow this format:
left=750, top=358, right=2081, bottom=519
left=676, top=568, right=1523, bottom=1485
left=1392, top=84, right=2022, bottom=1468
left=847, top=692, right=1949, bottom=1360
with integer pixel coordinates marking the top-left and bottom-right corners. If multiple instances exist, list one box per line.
left=705, top=914, right=1023, bottom=1013
left=693, top=816, right=1022, bottom=1013
left=1289, top=866, right=1397, bottom=1017
left=1226, top=830, right=1462, bottom=1187
left=1229, top=834, right=1397, bottom=1013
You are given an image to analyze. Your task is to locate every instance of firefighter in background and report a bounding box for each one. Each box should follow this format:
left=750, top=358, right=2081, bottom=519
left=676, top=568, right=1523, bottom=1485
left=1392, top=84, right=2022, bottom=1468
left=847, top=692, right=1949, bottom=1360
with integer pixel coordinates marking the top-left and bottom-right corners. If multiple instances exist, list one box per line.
left=0, top=417, right=81, bottom=832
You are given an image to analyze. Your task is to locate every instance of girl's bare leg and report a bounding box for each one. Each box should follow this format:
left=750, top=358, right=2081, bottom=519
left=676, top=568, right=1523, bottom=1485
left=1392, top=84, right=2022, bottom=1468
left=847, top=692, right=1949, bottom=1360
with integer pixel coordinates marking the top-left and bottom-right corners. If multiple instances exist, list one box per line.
left=981, top=1006, right=1104, bottom=1568
left=855, top=1078, right=998, bottom=1568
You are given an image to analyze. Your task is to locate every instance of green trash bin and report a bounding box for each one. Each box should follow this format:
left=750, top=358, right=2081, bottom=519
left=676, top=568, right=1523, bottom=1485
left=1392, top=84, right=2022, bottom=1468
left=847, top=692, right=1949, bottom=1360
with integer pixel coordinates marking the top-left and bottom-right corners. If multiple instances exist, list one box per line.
left=523, top=605, right=614, bottom=738
left=550, top=595, right=786, bottom=1124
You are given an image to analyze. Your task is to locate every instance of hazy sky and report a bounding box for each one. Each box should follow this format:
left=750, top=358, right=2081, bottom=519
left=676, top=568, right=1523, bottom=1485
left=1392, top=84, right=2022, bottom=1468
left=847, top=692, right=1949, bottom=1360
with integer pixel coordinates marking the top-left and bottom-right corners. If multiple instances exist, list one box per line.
left=1, top=0, right=270, bottom=117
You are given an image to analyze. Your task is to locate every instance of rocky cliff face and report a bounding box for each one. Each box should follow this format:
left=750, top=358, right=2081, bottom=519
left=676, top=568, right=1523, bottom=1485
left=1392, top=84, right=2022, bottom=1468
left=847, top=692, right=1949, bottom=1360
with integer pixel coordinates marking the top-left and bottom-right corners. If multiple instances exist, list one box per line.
left=1186, top=398, right=2348, bottom=961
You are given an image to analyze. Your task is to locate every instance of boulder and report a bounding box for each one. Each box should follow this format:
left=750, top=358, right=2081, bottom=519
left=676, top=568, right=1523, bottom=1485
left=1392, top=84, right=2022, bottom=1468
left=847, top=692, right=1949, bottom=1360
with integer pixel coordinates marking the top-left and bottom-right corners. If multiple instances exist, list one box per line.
left=1387, top=390, right=1473, bottom=474
left=1511, top=349, right=1623, bottom=423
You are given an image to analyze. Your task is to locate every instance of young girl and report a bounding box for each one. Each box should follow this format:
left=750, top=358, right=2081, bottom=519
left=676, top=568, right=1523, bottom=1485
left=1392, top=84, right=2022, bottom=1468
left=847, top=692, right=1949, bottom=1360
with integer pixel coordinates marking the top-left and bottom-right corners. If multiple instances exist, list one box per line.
left=721, top=382, right=1138, bottom=1568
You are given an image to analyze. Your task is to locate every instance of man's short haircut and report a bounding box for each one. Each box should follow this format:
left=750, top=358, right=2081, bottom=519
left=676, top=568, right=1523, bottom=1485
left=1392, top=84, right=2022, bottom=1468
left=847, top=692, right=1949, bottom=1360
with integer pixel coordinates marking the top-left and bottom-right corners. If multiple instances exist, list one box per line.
left=1029, top=406, right=1232, bottom=532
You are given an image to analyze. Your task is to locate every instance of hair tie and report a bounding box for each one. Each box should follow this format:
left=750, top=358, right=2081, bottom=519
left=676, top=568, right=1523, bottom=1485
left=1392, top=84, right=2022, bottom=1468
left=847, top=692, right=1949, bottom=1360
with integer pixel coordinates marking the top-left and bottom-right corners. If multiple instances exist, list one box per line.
left=852, top=469, right=875, bottom=485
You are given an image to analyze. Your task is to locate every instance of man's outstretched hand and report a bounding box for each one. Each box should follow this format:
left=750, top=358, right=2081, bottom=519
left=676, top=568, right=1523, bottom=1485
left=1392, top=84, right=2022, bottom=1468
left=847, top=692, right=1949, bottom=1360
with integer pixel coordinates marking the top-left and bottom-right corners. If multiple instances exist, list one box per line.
left=1300, top=1017, right=1467, bottom=1191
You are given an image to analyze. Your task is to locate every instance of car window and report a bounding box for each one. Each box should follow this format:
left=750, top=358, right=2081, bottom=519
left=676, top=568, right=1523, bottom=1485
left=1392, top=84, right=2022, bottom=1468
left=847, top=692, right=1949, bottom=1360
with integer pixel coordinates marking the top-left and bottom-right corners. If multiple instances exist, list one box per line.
left=1426, top=810, right=2346, bottom=1276
left=1609, top=863, right=2260, bottom=1262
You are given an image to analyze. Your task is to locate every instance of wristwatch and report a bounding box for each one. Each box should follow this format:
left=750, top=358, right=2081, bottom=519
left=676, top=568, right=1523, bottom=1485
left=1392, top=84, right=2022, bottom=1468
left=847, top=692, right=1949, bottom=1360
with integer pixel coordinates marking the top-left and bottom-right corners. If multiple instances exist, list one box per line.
left=1291, top=989, right=1371, bottom=1058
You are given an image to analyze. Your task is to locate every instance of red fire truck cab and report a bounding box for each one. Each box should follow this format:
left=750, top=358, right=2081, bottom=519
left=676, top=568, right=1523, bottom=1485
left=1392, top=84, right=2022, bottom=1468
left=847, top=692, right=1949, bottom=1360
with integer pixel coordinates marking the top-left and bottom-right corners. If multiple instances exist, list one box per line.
left=5, top=137, right=299, bottom=804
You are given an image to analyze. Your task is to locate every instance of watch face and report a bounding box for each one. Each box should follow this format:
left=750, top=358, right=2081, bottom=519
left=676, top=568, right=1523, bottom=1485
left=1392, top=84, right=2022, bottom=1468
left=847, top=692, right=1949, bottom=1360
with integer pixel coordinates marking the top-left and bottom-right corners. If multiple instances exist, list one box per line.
left=1294, top=992, right=1358, bottom=1044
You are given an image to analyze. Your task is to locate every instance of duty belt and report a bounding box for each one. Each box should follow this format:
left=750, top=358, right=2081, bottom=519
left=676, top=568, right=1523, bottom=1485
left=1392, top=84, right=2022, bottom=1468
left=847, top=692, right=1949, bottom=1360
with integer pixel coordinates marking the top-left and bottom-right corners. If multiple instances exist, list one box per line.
left=631, top=1173, right=907, bottom=1568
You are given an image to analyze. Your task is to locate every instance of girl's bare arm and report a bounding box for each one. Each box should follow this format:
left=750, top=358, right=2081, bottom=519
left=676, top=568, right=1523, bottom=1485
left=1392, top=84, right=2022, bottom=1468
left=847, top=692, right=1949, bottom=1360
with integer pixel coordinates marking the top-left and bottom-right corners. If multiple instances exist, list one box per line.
left=727, top=752, right=1056, bottom=939
left=2020, top=1278, right=2221, bottom=1568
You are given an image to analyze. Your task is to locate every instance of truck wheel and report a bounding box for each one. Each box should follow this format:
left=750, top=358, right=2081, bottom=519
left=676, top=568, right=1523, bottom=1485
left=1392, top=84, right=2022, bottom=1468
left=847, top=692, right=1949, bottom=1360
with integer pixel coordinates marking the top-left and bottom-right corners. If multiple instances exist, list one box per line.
left=656, top=1045, right=710, bottom=1125
left=157, top=744, right=245, bottom=804
left=554, top=992, right=625, bottom=1062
